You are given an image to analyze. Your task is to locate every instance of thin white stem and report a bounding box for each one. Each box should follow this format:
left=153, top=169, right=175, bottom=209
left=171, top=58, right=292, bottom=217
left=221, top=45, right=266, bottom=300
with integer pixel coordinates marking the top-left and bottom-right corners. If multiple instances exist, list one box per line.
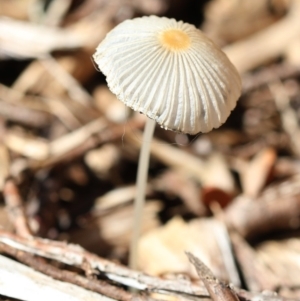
left=129, top=118, right=156, bottom=270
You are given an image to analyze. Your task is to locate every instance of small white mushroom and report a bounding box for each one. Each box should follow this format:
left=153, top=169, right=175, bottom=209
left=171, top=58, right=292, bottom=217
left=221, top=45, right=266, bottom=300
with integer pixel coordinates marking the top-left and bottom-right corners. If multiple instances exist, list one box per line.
left=94, top=15, right=241, bottom=134
left=93, top=16, right=242, bottom=270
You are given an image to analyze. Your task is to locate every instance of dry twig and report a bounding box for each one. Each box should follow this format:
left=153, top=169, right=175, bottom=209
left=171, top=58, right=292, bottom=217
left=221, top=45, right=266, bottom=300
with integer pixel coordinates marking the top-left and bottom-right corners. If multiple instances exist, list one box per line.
left=269, top=80, right=300, bottom=156
left=0, top=243, right=138, bottom=301
left=186, top=252, right=239, bottom=301
left=3, top=179, right=32, bottom=238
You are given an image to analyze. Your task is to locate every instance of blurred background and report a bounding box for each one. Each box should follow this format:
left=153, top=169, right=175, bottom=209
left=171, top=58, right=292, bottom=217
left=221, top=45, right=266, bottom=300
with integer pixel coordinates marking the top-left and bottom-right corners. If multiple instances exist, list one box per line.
left=1, top=0, right=300, bottom=299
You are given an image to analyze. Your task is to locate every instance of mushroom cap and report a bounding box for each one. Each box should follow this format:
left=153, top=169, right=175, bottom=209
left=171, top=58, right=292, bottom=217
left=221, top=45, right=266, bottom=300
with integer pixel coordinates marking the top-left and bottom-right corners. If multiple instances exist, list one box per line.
left=93, top=16, right=242, bottom=135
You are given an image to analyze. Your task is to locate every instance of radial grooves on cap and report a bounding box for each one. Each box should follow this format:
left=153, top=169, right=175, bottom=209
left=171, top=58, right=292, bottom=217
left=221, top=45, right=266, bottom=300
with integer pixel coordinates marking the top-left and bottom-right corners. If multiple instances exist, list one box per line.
left=145, top=52, right=169, bottom=115
left=180, top=54, right=190, bottom=132
left=199, top=55, right=224, bottom=127
left=116, top=46, right=159, bottom=109
left=193, top=46, right=224, bottom=129
left=114, top=44, right=156, bottom=90
left=196, top=44, right=239, bottom=123
left=125, top=49, right=160, bottom=110
left=156, top=52, right=178, bottom=130
left=157, top=52, right=174, bottom=118
left=180, top=53, right=192, bottom=132
left=169, top=53, right=181, bottom=131
left=172, top=53, right=183, bottom=131
left=185, top=52, right=202, bottom=132
left=152, top=52, right=173, bottom=125
left=139, top=52, right=166, bottom=116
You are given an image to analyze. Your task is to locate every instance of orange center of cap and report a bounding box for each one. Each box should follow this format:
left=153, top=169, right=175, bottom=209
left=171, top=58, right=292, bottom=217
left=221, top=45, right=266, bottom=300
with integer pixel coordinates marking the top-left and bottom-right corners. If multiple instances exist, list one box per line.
left=160, top=29, right=190, bottom=51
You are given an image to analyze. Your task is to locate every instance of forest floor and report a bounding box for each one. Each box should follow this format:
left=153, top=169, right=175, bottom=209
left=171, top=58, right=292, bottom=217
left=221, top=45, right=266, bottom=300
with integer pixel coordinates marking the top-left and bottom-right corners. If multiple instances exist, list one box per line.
left=1, top=0, right=300, bottom=300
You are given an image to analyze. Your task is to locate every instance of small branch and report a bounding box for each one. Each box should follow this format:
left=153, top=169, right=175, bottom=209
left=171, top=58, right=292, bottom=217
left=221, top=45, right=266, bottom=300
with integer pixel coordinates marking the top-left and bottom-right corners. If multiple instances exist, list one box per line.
left=242, top=63, right=300, bottom=94
left=0, top=230, right=295, bottom=301
left=29, top=117, right=145, bottom=170
left=230, top=232, right=279, bottom=291
left=0, top=242, right=135, bottom=301
left=0, top=144, right=10, bottom=192
left=3, top=179, right=32, bottom=238
left=0, top=230, right=207, bottom=296
left=225, top=175, right=300, bottom=239
left=0, top=253, right=116, bottom=301
left=186, top=252, right=239, bottom=301
left=269, top=80, right=300, bottom=157
left=0, top=98, right=52, bottom=128
left=39, top=55, right=92, bottom=106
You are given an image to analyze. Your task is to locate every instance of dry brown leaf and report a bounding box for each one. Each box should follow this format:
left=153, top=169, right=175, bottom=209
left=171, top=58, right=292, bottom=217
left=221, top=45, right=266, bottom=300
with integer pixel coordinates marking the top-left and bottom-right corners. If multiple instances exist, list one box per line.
left=256, top=238, right=300, bottom=290
left=99, top=201, right=161, bottom=254
left=84, top=144, right=121, bottom=179
left=231, top=233, right=280, bottom=291
left=138, top=216, right=233, bottom=282
left=153, top=169, right=207, bottom=216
